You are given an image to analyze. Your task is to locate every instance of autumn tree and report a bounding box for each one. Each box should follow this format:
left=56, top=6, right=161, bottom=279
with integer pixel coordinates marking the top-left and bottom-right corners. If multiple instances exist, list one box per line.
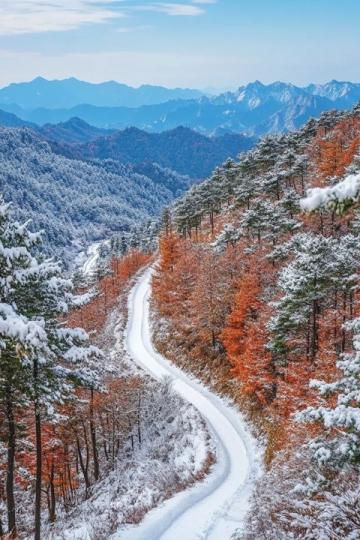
left=222, top=270, right=274, bottom=405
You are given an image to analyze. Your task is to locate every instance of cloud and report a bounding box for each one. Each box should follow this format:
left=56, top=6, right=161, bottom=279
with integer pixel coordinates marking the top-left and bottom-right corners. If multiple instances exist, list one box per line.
left=0, top=1, right=213, bottom=35
left=115, top=24, right=153, bottom=33
left=0, top=1, right=124, bottom=35
left=138, top=3, right=205, bottom=16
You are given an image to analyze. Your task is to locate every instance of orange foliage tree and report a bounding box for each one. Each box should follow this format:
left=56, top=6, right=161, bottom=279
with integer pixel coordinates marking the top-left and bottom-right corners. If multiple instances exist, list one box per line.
left=221, top=270, right=274, bottom=405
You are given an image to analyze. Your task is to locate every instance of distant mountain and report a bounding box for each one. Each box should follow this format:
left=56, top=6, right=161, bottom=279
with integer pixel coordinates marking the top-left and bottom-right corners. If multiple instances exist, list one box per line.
left=38, top=117, right=115, bottom=143
left=0, top=111, right=251, bottom=179
left=205, top=80, right=360, bottom=134
left=1, top=100, right=194, bottom=129
left=211, top=80, right=306, bottom=108
left=305, top=80, right=360, bottom=105
left=0, top=109, right=36, bottom=128
left=47, top=125, right=256, bottom=179
left=0, top=127, right=192, bottom=259
left=2, top=79, right=359, bottom=137
left=0, top=77, right=204, bottom=109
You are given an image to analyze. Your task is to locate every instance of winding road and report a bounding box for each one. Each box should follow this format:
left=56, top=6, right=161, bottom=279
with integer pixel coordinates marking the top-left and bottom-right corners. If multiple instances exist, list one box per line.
left=123, top=268, right=261, bottom=540
left=81, top=240, right=111, bottom=277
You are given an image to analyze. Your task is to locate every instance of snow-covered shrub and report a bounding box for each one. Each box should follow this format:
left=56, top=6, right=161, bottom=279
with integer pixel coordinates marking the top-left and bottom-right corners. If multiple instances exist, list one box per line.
left=39, top=378, right=212, bottom=539
left=235, top=446, right=360, bottom=540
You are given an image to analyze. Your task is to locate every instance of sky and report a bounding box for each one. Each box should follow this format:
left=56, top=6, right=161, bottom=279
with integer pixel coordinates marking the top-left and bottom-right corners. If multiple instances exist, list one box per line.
left=0, top=0, right=359, bottom=90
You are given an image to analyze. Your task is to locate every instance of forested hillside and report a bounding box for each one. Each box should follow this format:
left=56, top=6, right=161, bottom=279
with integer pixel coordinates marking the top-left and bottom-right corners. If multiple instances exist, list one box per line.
left=0, top=127, right=191, bottom=259
left=49, top=125, right=255, bottom=179
left=38, top=117, right=115, bottom=143
left=152, top=103, right=360, bottom=539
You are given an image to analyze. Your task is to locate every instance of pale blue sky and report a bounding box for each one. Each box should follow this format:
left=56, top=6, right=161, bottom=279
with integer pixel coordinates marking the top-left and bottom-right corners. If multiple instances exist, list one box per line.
left=0, top=0, right=359, bottom=89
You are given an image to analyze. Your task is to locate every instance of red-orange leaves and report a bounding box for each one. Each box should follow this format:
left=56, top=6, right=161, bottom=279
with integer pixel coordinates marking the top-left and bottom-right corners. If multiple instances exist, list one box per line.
left=152, top=233, right=184, bottom=316
left=314, top=117, right=360, bottom=180
left=222, top=272, right=274, bottom=405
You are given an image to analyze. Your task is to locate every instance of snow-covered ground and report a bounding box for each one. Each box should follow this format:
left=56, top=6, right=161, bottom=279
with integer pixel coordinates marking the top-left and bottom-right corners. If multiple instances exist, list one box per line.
left=121, top=268, right=262, bottom=540
left=36, top=284, right=211, bottom=540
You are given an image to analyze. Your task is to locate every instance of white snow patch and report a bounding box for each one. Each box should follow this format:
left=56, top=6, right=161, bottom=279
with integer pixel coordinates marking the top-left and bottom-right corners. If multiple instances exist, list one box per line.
left=300, top=172, right=360, bottom=211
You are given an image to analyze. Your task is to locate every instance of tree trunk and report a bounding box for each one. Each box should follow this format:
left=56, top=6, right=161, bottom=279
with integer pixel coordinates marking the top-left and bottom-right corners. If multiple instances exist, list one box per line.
left=76, top=435, right=90, bottom=493
left=89, top=389, right=100, bottom=481
left=5, top=385, right=17, bottom=538
left=33, top=357, right=42, bottom=540
left=34, top=406, right=42, bottom=540
left=341, top=291, right=347, bottom=352
left=128, top=417, right=134, bottom=451
left=310, top=299, right=318, bottom=362
left=137, top=392, right=142, bottom=448
left=48, top=461, right=56, bottom=523
left=212, top=329, right=216, bottom=349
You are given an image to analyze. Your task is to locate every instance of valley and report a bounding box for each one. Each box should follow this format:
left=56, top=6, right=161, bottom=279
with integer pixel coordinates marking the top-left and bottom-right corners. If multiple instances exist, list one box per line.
left=2, top=0, right=360, bottom=537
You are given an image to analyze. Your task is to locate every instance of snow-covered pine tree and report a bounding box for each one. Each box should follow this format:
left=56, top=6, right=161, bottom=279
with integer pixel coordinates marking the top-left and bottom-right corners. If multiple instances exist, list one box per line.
left=298, top=316, right=360, bottom=466
left=268, top=233, right=360, bottom=365
left=212, top=223, right=242, bottom=252
left=18, top=260, right=101, bottom=540
left=239, top=199, right=299, bottom=246
left=0, top=198, right=101, bottom=538
left=0, top=198, right=49, bottom=537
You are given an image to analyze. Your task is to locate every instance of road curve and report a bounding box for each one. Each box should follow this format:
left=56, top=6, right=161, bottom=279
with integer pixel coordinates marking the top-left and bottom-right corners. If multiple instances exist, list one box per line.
left=123, top=268, right=261, bottom=540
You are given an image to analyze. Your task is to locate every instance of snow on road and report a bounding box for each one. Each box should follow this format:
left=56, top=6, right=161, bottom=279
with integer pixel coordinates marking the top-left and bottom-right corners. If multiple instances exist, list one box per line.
left=81, top=240, right=110, bottom=277
left=82, top=242, right=102, bottom=276
left=121, top=268, right=262, bottom=540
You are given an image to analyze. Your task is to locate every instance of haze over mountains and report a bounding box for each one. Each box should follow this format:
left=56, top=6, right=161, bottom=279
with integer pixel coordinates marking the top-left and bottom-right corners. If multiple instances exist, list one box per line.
left=0, top=78, right=359, bottom=136
left=0, top=77, right=204, bottom=109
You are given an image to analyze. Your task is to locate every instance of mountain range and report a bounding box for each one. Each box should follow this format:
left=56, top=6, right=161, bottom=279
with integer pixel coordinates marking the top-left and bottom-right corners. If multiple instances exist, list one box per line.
left=46, top=123, right=255, bottom=179
left=0, top=77, right=204, bottom=109
left=0, top=78, right=359, bottom=136
left=0, top=112, right=254, bottom=179
left=1, top=78, right=359, bottom=257
left=38, top=117, right=115, bottom=143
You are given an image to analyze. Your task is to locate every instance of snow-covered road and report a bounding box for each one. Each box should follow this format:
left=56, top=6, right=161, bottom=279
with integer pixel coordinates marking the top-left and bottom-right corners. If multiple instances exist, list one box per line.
left=123, top=268, right=261, bottom=540
left=81, top=242, right=104, bottom=276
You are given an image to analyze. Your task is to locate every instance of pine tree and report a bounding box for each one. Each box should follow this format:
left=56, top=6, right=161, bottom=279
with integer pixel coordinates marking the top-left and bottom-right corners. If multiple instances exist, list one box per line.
left=298, top=316, right=360, bottom=467
left=17, top=260, right=100, bottom=540
left=269, top=234, right=339, bottom=364
left=0, top=199, right=48, bottom=537
left=0, top=198, right=100, bottom=538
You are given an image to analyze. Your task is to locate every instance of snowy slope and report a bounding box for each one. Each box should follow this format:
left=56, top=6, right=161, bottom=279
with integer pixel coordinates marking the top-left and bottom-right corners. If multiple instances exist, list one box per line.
left=120, top=268, right=262, bottom=540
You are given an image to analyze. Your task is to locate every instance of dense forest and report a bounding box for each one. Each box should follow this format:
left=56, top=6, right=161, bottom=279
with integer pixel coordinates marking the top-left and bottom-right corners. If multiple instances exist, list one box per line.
left=48, top=125, right=255, bottom=179
left=151, top=103, right=360, bottom=539
left=0, top=127, right=191, bottom=259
